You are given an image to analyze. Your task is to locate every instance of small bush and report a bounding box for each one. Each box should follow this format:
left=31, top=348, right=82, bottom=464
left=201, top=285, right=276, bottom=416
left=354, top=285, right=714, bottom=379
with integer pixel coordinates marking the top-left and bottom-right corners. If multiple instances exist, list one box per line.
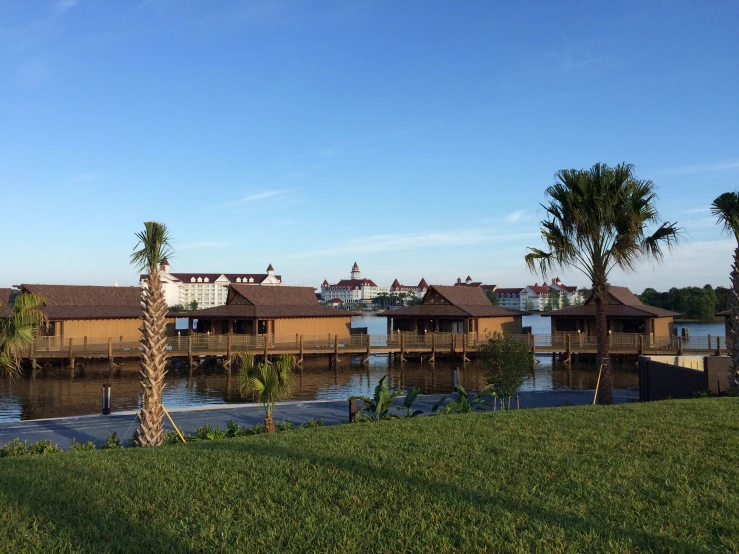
left=28, top=440, right=63, bottom=455
left=480, top=333, right=531, bottom=405
left=302, top=417, right=324, bottom=429
left=101, top=431, right=123, bottom=450
left=70, top=438, right=97, bottom=452
left=275, top=419, right=294, bottom=432
left=0, top=439, right=30, bottom=457
left=194, top=424, right=227, bottom=441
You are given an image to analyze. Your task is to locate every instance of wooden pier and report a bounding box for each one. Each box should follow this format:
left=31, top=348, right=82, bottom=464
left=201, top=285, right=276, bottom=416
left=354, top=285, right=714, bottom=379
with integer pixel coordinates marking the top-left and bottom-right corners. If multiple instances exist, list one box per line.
left=22, top=332, right=728, bottom=371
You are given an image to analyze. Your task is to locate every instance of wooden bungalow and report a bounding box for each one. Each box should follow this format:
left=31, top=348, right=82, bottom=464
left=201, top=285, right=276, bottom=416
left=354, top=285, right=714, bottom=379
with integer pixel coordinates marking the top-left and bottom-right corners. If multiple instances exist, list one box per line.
left=181, top=284, right=358, bottom=336
left=13, top=284, right=145, bottom=341
left=545, top=286, right=679, bottom=337
left=716, top=310, right=731, bottom=338
left=382, top=285, right=524, bottom=335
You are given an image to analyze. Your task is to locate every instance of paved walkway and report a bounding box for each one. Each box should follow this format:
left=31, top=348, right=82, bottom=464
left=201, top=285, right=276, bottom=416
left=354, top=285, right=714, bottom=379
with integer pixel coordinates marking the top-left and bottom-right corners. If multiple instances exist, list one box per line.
left=0, top=389, right=638, bottom=450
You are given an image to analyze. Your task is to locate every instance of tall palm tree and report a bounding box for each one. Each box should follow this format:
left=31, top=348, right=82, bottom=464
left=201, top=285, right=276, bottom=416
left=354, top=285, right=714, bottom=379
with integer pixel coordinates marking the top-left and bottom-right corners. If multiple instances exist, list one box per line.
left=131, top=222, right=173, bottom=447
left=239, top=354, right=293, bottom=432
left=0, top=293, right=46, bottom=379
left=711, top=192, right=739, bottom=389
left=525, top=163, right=680, bottom=404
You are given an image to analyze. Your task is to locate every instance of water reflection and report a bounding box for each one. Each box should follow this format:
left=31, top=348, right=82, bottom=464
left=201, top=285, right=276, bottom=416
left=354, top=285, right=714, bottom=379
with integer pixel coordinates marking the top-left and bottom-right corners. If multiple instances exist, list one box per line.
left=0, top=355, right=638, bottom=422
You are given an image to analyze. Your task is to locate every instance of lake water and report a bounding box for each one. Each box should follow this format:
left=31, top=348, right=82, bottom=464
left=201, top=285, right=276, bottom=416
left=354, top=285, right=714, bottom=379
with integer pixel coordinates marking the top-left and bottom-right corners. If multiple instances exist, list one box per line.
left=0, top=315, right=724, bottom=422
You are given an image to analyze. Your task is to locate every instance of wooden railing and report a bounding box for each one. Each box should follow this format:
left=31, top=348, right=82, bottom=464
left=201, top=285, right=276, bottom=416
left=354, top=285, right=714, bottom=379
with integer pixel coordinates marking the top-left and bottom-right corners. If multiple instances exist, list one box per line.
left=26, top=331, right=729, bottom=359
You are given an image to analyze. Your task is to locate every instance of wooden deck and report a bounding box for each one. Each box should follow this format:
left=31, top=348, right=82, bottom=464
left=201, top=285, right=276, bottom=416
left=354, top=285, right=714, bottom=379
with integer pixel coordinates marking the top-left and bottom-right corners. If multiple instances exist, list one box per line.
left=23, top=332, right=729, bottom=364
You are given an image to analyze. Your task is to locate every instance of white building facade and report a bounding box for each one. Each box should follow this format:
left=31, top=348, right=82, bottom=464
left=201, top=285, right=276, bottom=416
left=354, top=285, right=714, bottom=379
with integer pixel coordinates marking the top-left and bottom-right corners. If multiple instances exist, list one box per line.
left=140, top=260, right=282, bottom=309
left=321, top=263, right=390, bottom=304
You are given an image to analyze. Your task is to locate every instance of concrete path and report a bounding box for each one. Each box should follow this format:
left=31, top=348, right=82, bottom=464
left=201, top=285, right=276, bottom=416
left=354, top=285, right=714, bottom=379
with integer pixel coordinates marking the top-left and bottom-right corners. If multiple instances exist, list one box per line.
left=0, top=389, right=638, bottom=450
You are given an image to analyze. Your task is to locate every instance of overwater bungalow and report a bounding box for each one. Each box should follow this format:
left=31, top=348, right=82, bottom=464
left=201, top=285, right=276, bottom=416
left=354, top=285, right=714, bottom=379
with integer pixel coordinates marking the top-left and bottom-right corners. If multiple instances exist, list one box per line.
left=545, top=286, right=679, bottom=337
left=6, top=284, right=146, bottom=342
left=381, top=285, right=525, bottom=335
left=179, top=284, right=358, bottom=336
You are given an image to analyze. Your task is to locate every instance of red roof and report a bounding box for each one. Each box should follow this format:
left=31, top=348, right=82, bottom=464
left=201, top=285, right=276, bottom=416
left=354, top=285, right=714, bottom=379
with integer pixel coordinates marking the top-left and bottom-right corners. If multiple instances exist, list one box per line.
left=328, top=298, right=344, bottom=304
left=527, top=285, right=551, bottom=294
left=495, top=288, right=523, bottom=295
left=328, top=279, right=378, bottom=289
left=141, top=272, right=280, bottom=284
left=352, top=262, right=359, bottom=270
left=391, top=279, right=402, bottom=288
left=267, top=263, right=274, bottom=271
left=418, top=278, right=428, bottom=289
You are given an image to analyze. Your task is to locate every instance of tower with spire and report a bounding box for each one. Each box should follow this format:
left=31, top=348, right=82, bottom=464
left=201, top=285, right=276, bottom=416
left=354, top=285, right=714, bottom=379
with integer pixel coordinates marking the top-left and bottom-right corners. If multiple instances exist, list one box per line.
left=350, top=262, right=361, bottom=280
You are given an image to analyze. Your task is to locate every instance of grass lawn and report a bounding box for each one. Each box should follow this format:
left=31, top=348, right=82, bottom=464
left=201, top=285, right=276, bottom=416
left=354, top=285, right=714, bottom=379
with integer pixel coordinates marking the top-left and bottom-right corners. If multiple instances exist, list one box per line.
left=1, top=398, right=738, bottom=553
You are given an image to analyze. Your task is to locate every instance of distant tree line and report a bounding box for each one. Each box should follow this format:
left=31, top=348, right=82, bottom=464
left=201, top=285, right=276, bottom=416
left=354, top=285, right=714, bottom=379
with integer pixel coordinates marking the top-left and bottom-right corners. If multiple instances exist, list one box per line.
left=639, top=285, right=729, bottom=321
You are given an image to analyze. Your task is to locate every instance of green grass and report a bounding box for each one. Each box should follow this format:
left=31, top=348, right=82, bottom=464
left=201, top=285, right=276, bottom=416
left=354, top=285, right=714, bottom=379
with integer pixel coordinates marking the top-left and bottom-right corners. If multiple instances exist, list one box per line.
left=1, top=399, right=738, bottom=553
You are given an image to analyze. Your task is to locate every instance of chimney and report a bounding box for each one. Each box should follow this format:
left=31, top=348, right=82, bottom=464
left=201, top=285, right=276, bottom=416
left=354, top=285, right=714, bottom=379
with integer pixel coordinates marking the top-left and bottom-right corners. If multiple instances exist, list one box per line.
left=160, top=257, right=170, bottom=273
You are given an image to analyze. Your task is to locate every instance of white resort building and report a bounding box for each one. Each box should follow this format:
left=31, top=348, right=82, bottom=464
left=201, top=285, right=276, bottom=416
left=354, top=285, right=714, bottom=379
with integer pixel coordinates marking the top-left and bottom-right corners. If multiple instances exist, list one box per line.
left=140, top=259, right=282, bottom=309
left=321, top=263, right=388, bottom=305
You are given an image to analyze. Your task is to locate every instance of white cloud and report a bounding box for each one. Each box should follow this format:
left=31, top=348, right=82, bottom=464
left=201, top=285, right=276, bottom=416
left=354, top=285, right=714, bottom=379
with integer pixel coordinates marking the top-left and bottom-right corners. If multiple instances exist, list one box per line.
left=286, top=229, right=538, bottom=260
left=504, top=210, right=527, bottom=223
left=58, top=0, right=78, bottom=11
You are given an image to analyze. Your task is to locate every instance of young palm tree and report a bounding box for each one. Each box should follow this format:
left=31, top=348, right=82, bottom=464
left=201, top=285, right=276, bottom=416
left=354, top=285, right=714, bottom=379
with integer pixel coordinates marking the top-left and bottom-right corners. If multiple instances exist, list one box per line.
left=526, top=163, right=680, bottom=404
left=131, top=222, right=173, bottom=447
left=239, top=354, right=293, bottom=432
left=711, top=192, right=739, bottom=389
left=0, top=293, right=46, bottom=379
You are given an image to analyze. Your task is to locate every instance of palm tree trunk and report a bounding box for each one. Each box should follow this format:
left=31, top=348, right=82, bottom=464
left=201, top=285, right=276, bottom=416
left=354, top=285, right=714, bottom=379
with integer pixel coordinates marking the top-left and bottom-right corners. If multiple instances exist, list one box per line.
left=594, top=284, right=614, bottom=404
left=136, top=269, right=168, bottom=446
left=264, top=413, right=275, bottom=433
left=730, top=247, right=739, bottom=389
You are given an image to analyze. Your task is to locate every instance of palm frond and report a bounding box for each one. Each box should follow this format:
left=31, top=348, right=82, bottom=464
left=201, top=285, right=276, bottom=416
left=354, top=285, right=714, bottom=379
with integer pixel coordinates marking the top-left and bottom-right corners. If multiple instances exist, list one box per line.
left=130, top=221, right=173, bottom=273
left=711, top=192, right=739, bottom=243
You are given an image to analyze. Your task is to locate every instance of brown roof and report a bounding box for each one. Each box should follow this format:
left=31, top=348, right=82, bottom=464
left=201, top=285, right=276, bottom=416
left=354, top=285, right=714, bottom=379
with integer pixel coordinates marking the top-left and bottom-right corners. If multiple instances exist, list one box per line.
left=141, top=272, right=280, bottom=284
left=544, top=304, right=679, bottom=319
left=328, top=279, right=379, bottom=289
left=418, top=278, right=428, bottom=289
left=18, top=284, right=142, bottom=320
left=716, top=310, right=731, bottom=317
left=548, top=286, right=679, bottom=318
left=385, top=285, right=524, bottom=319
left=0, top=288, right=13, bottom=306
left=267, top=263, right=274, bottom=271
left=182, top=285, right=360, bottom=319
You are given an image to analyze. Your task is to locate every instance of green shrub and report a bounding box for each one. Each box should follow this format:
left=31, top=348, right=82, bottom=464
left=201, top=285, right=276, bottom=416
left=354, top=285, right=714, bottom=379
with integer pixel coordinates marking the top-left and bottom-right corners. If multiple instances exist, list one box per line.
left=194, top=424, right=227, bottom=441
left=70, top=438, right=97, bottom=452
left=354, top=375, right=401, bottom=422
left=275, top=419, right=294, bottom=432
left=0, top=439, right=29, bottom=457
left=101, top=431, right=123, bottom=450
left=301, top=417, right=324, bottom=429
left=479, top=333, right=531, bottom=405
left=432, top=385, right=495, bottom=415
left=28, top=440, right=63, bottom=455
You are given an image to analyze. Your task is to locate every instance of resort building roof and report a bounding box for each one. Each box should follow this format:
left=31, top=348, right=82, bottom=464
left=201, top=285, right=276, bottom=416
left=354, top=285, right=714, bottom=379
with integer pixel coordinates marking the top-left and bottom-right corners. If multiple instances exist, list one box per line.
left=544, top=286, right=680, bottom=318
left=14, top=284, right=142, bottom=320
left=0, top=288, right=13, bottom=306
left=385, top=285, right=524, bottom=319
left=181, top=285, right=360, bottom=319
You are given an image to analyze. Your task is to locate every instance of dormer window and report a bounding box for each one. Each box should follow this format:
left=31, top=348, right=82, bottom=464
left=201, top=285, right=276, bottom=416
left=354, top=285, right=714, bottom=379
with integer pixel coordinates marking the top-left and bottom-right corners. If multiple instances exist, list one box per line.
left=236, top=278, right=242, bottom=283
left=190, top=277, right=196, bottom=282
left=204, top=277, right=209, bottom=283
left=249, top=277, right=254, bottom=283
left=197, top=277, right=203, bottom=283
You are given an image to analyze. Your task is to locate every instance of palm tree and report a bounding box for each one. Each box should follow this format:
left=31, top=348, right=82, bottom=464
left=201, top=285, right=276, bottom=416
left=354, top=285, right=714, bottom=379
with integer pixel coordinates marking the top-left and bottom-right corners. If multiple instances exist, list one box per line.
left=711, top=192, right=739, bottom=389
left=239, top=353, right=293, bottom=432
left=0, top=293, right=46, bottom=379
left=525, top=163, right=680, bottom=404
left=131, top=222, right=173, bottom=447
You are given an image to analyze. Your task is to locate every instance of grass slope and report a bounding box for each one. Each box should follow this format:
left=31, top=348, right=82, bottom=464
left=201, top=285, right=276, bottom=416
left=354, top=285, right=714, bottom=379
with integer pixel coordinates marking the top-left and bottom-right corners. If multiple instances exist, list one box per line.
left=1, top=399, right=738, bottom=553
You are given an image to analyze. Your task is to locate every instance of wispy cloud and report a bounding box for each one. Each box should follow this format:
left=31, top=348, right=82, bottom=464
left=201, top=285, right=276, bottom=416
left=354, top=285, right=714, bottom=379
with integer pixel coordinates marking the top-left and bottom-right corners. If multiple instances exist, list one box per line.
left=285, top=229, right=538, bottom=260
left=58, top=0, right=78, bottom=11
left=210, top=188, right=298, bottom=212
left=504, top=210, right=528, bottom=224
left=662, top=159, right=739, bottom=175
left=179, top=240, right=232, bottom=251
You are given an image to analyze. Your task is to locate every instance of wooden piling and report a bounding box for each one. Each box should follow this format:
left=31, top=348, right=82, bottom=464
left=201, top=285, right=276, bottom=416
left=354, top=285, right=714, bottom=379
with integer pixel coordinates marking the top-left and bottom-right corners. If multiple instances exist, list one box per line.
left=716, top=336, right=722, bottom=356
left=108, top=337, right=114, bottom=379
left=333, top=334, right=339, bottom=366
left=708, top=334, right=712, bottom=352
left=430, top=333, right=436, bottom=363
left=188, top=336, right=193, bottom=378
left=638, top=335, right=644, bottom=355
left=299, top=335, right=304, bottom=365
left=677, top=336, right=683, bottom=356
left=68, top=338, right=75, bottom=378
left=400, top=333, right=406, bottom=362
left=225, top=333, right=232, bottom=377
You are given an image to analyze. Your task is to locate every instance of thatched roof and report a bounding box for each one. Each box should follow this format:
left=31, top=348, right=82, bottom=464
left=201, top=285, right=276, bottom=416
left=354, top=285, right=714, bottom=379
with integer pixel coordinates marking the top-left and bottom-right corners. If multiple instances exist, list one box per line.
left=17, top=284, right=142, bottom=320
left=546, top=286, right=680, bottom=319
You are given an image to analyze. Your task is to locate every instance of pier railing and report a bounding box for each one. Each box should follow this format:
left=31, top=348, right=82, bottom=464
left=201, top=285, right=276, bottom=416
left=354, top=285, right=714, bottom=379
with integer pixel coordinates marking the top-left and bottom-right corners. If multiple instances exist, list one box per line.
left=26, top=331, right=730, bottom=360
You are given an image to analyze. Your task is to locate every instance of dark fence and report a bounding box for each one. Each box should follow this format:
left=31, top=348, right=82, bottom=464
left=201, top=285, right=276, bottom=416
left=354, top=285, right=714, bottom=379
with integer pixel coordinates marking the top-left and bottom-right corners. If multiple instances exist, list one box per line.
left=638, top=355, right=732, bottom=401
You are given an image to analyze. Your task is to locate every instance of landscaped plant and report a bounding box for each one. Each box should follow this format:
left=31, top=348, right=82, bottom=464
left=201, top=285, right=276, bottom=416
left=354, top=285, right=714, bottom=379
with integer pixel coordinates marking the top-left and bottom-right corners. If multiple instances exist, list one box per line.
left=239, top=354, right=293, bottom=432
left=101, top=431, right=123, bottom=450
left=432, top=384, right=495, bottom=415
left=525, top=162, right=680, bottom=403
left=194, top=423, right=227, bottom=441
left=398, top=386, right=423, bottom=418
left=70, top=438, right=97, bottom=452
left=711, top=191, right=739, bottom=390
left=354, top=375, right=402, bottom=422
left=479, top=333, right=531, bottom=408
left=0, top=292, right=46, bottom=379
left=131, top=221, right=174, bottom=446
left=0, top=438, right=63, bottom=457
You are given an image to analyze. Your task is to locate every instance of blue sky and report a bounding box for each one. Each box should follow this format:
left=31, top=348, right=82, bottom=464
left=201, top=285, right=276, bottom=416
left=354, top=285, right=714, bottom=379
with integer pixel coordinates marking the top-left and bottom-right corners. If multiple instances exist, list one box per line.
left=1, top=0, right=737, bottom=293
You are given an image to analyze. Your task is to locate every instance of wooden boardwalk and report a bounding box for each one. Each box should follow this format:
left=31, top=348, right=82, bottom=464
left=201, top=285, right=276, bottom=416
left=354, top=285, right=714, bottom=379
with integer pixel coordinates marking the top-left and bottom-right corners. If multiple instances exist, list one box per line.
left=24, top=332, right=728, bottom=366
